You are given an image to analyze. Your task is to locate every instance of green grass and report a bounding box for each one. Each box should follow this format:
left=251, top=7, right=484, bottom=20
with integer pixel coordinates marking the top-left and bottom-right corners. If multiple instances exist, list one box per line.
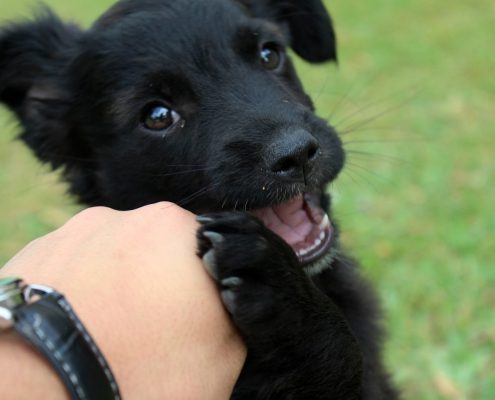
left=0, top=0, right=493, bottom=398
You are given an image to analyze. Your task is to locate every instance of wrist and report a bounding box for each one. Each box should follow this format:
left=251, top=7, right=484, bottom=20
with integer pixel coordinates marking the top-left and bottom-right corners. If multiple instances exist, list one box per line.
left=0, top=278, right=121, bottom=400
left=0, top=332, right=68, bottom=400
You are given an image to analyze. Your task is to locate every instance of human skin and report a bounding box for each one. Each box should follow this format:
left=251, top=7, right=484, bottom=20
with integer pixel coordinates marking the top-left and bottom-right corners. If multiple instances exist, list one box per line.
left=0, top=203, right=247, bottom=400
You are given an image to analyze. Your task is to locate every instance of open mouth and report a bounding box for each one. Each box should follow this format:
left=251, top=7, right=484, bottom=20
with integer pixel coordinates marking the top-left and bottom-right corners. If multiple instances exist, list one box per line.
left=250, top=194, right=333, bottom=264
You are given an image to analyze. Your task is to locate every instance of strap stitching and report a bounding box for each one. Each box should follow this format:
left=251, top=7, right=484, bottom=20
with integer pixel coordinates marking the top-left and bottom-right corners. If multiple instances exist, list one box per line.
left=58, top=297, right=121, bottom=400
left=24, top=313, right=87, bottom=399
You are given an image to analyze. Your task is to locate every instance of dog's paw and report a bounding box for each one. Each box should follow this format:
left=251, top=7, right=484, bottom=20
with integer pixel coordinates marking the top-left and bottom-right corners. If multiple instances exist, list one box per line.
left=197, top=212, right=307, bottom=333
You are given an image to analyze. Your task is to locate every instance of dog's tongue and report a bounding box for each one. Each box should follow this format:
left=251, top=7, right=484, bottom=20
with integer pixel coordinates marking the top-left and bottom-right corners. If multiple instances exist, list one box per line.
left=250, top=195, right=332, bottom=264
left=251, top=197, right=312, bottom=245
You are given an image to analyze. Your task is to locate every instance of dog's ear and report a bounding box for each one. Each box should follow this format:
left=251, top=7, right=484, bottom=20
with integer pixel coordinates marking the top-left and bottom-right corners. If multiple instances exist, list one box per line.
left=0, top=9, right=84, bottom=169
left=241, top=0, right=337, bottom=63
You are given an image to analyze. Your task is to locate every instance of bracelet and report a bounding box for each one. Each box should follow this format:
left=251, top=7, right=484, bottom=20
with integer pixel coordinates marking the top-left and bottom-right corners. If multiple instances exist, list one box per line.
left=0, top=277, right=122, bottom=400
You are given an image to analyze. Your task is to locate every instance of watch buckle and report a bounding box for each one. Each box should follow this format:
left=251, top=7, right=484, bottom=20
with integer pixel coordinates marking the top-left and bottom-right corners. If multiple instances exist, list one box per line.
left=0, top=307, right=14, bottom=331
left=0, top=278, right=24, bottom=331
left=0, top=279, right=54, bottom=331
left=23, top=284, right=55, bottom=302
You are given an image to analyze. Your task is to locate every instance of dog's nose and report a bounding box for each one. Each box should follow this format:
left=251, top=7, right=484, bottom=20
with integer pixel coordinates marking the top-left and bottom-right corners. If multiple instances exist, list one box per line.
left=268, top=129, right=320, bottom=182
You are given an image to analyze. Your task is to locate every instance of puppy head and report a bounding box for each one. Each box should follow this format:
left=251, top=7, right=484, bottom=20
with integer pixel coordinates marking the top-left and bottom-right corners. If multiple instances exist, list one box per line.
left=0, top=0, right=343, bottom=264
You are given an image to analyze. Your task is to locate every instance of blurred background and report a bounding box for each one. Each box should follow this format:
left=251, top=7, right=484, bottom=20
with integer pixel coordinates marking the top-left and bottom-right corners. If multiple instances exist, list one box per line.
left=0, top=0, right=493, bottom=398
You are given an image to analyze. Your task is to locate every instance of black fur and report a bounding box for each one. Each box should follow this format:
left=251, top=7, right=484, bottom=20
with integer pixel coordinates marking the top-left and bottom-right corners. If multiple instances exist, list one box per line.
left=0, top=0, right=398, bottom=398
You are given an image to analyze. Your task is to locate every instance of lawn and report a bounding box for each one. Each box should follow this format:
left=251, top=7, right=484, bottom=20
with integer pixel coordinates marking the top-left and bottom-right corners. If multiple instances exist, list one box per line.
left=0, top=0, right=493, bottom=398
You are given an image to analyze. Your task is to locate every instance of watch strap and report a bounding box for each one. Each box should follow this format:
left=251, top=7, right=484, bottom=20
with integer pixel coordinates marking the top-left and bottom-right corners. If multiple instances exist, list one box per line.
left=13, top=291, right=121, bottom=400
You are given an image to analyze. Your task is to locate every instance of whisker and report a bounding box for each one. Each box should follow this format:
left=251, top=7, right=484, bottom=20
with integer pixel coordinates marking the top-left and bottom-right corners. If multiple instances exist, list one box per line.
left=30, top=152, right=98, bottom=164
left=326, top=70, right=387, bottom=121
left=344, top=138, right=426, bottom=145
left=345, top=161, right=393, bottom=185
left=143, top=167, right=214, bottom=178
left=336, top=88, right=421, bottom=134
left=274, top=10, right=323, bottom=19
left=340, top=109, right=404, bottom=137
left=339, top=126, right=396, bottom=136
left=345, top=167, right=381, bottom=192
left=341, top=169, right=365, bottom=189
left=177, top=184, right=216, bottom=207
left=158, top=164, right=210, bottom=167
left=311, top=69, right=331, bottom=105
left=346, top=149, right=407, bottom=164
left=221, top=196, right=228, bottom=210
left=327, top=81, right=362, bottom=122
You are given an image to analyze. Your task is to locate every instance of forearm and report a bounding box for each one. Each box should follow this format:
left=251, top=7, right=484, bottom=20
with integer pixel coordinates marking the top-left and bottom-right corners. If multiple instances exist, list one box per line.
left=0, top=332, right=68, bottom=400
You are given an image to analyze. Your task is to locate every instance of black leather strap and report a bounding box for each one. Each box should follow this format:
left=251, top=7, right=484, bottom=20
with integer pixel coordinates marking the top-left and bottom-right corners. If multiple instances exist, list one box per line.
left=13, top=291, right=121, bottom=400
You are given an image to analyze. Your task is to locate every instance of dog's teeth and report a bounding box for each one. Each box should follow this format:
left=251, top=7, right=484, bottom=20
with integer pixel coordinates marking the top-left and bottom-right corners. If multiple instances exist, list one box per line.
left=297, top=236, right=326, bottom=259
left=319, top=214, right=330, bottom=230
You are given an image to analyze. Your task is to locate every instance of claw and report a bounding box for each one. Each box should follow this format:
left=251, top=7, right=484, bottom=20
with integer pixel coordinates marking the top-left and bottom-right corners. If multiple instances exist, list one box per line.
left=203, top=231, right=225, bottom=246
left=221, top=289, right=237, bottom=315
left=202, top=249, right=218, bottom=279
left=220, top=277, right=243, bottom=314
left=221, top=277, right=243, bottom=288
left=196, top=215, right=215, bottom=224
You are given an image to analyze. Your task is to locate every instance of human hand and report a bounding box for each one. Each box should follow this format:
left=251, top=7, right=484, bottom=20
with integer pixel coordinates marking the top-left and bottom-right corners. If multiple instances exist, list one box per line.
left=0, top=203, right=246, bottom=400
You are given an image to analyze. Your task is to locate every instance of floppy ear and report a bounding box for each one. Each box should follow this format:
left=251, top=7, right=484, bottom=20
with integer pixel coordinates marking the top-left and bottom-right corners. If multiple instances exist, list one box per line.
left=243, top=0, right=337, bottom=63
left=0, top=9, right=83, bottom=169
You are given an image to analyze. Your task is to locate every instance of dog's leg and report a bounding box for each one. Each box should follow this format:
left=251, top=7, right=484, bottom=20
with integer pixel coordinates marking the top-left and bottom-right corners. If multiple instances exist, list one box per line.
left=312, top=256, right=400, bottom=400
left=197, top=212, right=363, bottom=400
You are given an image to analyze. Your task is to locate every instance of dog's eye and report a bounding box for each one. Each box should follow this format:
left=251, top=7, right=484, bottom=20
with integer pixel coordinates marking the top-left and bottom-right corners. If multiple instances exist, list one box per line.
left=141, top=103, right=181, bottom=131
left=260, top=43, right=283, bottom=70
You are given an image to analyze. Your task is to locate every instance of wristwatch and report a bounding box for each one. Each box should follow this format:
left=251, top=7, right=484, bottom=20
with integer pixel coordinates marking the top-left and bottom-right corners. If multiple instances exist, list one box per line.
left=0, top=277, right=121, bottom=400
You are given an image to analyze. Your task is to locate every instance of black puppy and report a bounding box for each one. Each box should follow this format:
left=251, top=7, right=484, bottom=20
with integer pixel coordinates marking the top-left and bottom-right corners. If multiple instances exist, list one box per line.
left=0, top=0, right=398, bottom=398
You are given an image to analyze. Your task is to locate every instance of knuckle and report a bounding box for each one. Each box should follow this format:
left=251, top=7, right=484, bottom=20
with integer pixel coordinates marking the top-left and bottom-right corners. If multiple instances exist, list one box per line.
left=75, top=206, right=115, bottom=220
left=138, top=201, right=188, bottom=220
left=65, top=206, right=116, bottom=228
